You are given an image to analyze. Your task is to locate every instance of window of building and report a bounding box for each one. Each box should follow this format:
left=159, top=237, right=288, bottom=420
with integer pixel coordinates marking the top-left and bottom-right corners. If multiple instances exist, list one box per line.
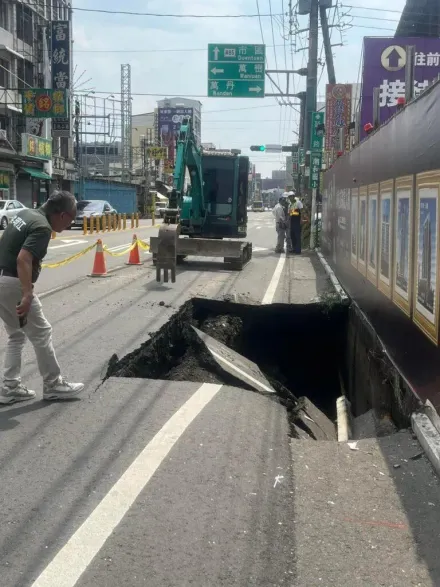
left=0, top=58, right=9, bottom=88
left=60, top=137, right=69, bottom=159
left=17, top=59, right=34, bottom=90
left=0, top=0, right=9, bottom=31
left=16, top=3, right=33, bottom=46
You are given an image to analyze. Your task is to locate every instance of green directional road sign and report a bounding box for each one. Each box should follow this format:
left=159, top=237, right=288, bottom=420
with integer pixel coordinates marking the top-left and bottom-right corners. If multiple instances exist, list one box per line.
left=208, top=44, right=266, bottom=98
left=310, top=152, right=322, bottom=189
left=310, top=111, right=325, bottom=151
left=299, top=148, right=305, bottom=167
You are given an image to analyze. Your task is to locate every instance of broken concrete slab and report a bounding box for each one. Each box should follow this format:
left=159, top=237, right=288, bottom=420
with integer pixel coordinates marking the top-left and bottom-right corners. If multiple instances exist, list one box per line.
left=294, top=397, right=337, bottom=441
left=191, top=325, right=275, bottom=395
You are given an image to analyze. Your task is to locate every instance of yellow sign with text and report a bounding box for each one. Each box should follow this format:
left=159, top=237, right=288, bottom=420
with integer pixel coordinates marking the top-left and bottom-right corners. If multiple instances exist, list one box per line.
left=146, top=146, right=168, bottom=160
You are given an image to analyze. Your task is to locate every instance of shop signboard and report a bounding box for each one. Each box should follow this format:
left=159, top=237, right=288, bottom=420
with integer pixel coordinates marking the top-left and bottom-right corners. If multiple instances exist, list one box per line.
left=21, top=133, right=52, bottom=160
left=51, top=20, right=71, bottom=136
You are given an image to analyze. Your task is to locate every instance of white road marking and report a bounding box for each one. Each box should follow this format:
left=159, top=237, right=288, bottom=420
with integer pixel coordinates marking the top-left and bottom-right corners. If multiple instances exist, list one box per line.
left=48, top=240, right=87, bottom=250
left=256, top=226, right=261, bottom=230
left=207, top=347, right=274, bottom=393
left=261, top=253, right=286, bottom=305
left=252, top=247, right=268, bottom=252
left=107, top=243, right=131, bottom=252
left=31, top=382, right=222, bottom=587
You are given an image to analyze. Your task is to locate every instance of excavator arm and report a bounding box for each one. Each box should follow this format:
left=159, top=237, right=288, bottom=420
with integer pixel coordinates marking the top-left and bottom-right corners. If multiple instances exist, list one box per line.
left=164, top=118, right=205, bottom=229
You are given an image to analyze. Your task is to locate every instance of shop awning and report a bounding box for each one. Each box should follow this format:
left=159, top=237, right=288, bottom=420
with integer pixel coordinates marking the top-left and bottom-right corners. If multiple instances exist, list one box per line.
left=21, top=167, right=51, bottom=180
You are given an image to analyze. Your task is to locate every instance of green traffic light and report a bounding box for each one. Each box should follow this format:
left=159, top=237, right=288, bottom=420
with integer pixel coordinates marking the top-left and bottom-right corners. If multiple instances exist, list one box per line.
left=250, top=145, right=266, bottom=152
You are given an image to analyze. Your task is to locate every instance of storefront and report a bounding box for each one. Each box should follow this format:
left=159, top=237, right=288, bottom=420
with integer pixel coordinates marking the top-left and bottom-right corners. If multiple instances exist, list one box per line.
left=17, top=133, right=52, bottom=208
left=0, top=163, right=14, bottom=201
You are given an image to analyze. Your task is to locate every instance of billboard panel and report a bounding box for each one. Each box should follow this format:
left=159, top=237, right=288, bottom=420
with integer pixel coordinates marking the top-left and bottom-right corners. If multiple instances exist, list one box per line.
left=361, top=37, right=440, bottom=139
left=157, top=107, right=193, bottom=162
left=325, top=84, right=352, bottom=152
left=51, top=21, right=71, bottom=136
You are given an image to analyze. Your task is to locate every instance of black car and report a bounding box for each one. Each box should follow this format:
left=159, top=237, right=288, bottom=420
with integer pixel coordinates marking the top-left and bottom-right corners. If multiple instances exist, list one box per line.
left=71, top=200, right=117, bottom=229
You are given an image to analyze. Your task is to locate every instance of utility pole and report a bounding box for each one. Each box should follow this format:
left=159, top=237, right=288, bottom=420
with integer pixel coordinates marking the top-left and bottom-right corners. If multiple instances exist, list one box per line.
left=303, top=0, right=319, bottom=157
left=319, top=4, right=336, bottom=85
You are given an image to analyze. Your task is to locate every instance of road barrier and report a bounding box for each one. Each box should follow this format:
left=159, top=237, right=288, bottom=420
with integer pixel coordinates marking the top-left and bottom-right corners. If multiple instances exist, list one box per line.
left=41, top=235, right=150, bottom=271
left=83, top=213, right=140, bottom=235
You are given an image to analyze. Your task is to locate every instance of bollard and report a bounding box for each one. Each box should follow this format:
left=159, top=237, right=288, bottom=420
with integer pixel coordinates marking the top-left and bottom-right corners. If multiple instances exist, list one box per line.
left=102, top=214, right=106, bottom=232
left=51, top=231, right=56, bottom=239
left=131, top=213, right=134, bottom=229
left=95, top=216, right=100, bottom=233
left=123, top=213, right=127, bottom=230
left=113, top=213, right=117, bottom=231
left=89, top=216, right=94, bottom=235
left=107, top=213, right=111, bottom=232
left=135, top=212, right=139, bottom=228
left=83, top=216, right=87, bottom=235
left=118, top=213, right=122, bottom=230
left=151, top=192, right=156, bottom=226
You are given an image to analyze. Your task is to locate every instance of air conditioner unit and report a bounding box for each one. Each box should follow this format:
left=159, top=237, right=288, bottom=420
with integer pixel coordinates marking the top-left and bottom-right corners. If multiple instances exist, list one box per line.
left=0, top=129, right=7, bottom=140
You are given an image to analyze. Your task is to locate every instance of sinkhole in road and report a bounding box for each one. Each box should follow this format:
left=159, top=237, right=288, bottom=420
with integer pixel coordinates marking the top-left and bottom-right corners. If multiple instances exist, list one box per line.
left=106, top=297, right=348, bottom=436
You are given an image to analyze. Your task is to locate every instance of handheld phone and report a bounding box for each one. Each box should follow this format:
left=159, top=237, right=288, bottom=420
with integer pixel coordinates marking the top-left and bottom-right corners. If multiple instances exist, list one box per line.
left=17, top=302, right=27, bottom=328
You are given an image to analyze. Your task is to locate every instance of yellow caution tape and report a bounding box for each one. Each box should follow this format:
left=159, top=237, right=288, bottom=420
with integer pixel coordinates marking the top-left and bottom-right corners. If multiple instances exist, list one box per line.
left=137, top=239, right=150, bottom=251
left=102, top=241, right=137, bottom=257
left=42, top=242, right=98, bottom=269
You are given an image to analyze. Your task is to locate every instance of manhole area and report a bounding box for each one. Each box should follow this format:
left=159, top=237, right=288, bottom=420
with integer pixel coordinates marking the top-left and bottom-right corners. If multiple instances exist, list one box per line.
left=106, top=298, right=348, bottom=437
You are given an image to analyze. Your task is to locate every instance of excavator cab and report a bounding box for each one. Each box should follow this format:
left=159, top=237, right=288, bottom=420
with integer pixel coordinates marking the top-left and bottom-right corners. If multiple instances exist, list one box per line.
left=152, top=118, right=252, bottom=282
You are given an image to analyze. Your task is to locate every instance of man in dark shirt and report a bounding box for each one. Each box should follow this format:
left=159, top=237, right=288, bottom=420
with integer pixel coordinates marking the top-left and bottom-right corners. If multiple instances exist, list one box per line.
left=0, top=191, right=84, bottom=404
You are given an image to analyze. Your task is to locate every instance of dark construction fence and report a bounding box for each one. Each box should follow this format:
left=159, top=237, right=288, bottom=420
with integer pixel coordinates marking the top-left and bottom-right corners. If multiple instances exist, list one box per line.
left=322, top=78, right=440, bottom=409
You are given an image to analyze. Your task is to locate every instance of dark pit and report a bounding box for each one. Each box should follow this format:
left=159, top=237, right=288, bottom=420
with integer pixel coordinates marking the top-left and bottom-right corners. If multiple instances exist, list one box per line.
left=106, top=298, right=349, bottom=435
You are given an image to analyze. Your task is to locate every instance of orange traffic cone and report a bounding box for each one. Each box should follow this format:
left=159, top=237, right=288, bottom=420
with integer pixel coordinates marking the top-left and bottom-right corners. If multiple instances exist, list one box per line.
left=126, top=234, right=143, bottom=266
left=88, top=239, right=108, bottom=277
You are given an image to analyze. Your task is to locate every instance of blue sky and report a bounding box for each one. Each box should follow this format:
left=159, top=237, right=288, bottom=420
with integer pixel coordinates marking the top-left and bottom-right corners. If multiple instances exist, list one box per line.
left=72, top=0, right=406, bottom=177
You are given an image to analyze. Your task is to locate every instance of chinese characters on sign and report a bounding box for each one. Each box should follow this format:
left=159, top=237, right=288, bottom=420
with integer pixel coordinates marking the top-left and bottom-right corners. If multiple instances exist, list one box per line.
left=51, top=21, right=71, bottom=136
left=146, top=146, right=168, bottom=160
left=361, top=38, right=440, bottom=138
left=0, top=172, right=10, bottom=189
left=158, top=107, right=193, bottom=163
left=22, top=89, right=68, bottom=119
left=21, top=133, right=52, bottom=160
left=207, top=44, right=265, bottom=98
left=310, top=111, right=325, bottom=151
left=310, top=153, right=322, bottom=189
left=325, top=84, right=352, bottom=152
left=52, top=156, right=66, bottom=175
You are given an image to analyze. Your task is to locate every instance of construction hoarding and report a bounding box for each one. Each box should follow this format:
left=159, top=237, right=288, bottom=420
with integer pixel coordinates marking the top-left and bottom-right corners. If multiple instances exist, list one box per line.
left=322, top=78, right=440, bottom=410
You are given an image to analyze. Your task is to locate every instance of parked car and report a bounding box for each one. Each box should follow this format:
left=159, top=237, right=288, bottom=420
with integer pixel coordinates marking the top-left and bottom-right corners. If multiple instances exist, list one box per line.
left=71, top=200, right=118, bottom=229
left=155, top=201, right=168, bottom=218
left=0, top=199, right=27, bottom=230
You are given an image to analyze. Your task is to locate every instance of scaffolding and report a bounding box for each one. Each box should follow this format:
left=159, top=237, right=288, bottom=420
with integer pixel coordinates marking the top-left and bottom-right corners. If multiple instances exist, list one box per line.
left=73, top=93, right=123, bottom=178
left=120, top=63, right=132, bottom=180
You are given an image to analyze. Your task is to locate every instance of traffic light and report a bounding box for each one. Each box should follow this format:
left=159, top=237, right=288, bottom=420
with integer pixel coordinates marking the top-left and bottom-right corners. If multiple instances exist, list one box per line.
left=250, top=145, right=266, bottom=152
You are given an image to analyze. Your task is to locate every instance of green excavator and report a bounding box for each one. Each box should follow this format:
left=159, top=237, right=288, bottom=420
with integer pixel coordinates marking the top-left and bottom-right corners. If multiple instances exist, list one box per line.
left=151, top=117, right=253, bottom=282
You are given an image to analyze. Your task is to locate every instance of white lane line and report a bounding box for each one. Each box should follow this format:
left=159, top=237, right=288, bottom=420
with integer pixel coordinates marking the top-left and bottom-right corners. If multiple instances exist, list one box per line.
left=256, top=226, right=261, bottom=230
left=48, top=240, right=87, bottom=250
left=208, top=347, right=274, bottom=393
left=107, top=243, right=131, bottom=252
left=31, top=382, right=222, bottom=587
left=261, top=253, right=286, bottom=305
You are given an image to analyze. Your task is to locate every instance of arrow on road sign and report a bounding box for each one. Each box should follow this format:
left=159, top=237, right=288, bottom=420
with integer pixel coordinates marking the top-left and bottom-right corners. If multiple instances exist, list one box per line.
left=211, top=67, right=225, bottom=75
left=249, top=86, right=262, bottom=94
left=213, top=47, right=220, bottom=61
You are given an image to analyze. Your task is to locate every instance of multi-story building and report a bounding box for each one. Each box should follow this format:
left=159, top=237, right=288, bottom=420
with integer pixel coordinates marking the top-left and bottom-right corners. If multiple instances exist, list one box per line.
left=0, top=0, right=74, bottom=209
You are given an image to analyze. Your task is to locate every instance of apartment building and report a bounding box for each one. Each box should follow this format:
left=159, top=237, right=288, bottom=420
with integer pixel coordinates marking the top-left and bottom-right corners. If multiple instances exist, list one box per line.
left=0, top=0, right=74, bottom=209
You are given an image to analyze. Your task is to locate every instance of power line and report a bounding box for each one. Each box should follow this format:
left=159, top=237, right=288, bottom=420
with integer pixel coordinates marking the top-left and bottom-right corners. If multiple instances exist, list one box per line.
left=74, top=44, right=286, bottom=54
left=72, top=7, right=284, bottom=18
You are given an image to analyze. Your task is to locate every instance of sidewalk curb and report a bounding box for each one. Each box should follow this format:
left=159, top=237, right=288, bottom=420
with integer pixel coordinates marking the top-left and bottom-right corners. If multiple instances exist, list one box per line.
left=315, top=251, right=349, bottom=303
left=336, top=396, right=352, bottom=442
left=412, top=412, right=440, bottom=478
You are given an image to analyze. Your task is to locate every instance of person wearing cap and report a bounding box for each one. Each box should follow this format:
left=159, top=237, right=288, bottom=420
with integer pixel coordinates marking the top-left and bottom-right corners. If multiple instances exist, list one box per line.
left=0, top=191, right=85, bottom=404
left=288, top=193, right=304, bottom=254
left=272, top=195, right=292, bottom=253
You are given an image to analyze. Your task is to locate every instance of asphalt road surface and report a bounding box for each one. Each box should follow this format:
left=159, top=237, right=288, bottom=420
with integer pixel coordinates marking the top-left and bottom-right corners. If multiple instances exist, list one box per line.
left=0, top=212, right=328, bottom=586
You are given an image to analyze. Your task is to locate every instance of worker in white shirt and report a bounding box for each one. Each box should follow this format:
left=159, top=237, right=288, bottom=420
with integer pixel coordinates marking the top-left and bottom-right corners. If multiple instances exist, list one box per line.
left=272, top=196, right=293, bottom=253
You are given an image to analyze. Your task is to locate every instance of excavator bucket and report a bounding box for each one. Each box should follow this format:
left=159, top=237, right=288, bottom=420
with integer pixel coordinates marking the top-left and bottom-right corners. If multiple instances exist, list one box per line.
left=152, top=235, right=252, bottom=279
left=155, top=223, right=180, bottom=283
